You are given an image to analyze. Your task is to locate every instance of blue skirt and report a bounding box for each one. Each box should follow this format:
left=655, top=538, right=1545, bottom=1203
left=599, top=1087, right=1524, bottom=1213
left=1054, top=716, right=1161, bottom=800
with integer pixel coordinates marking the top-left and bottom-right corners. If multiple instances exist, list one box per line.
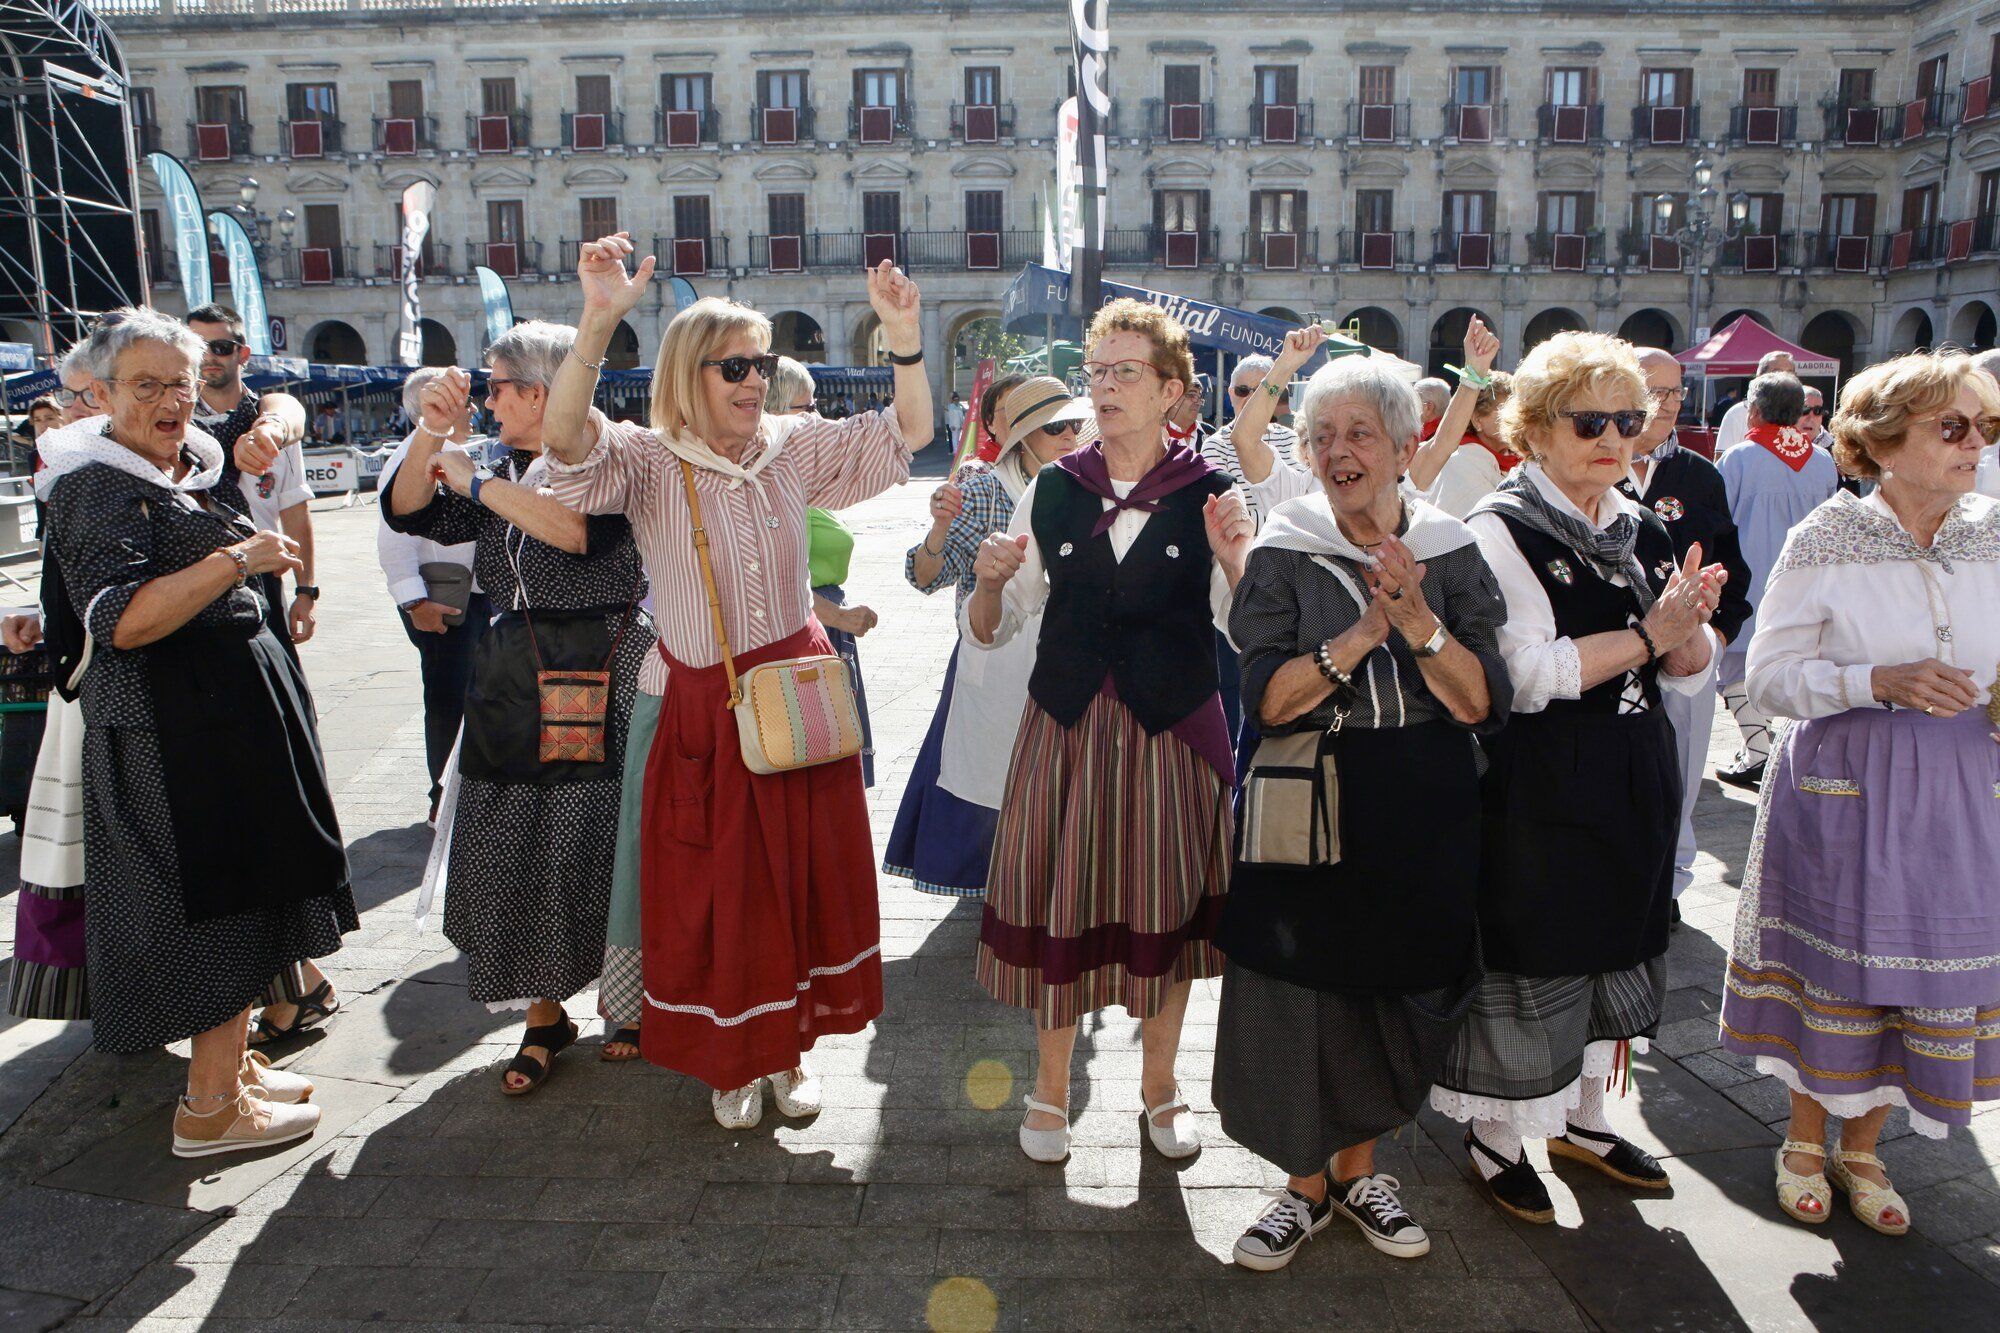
left=883, top=650, right=999, bottom=898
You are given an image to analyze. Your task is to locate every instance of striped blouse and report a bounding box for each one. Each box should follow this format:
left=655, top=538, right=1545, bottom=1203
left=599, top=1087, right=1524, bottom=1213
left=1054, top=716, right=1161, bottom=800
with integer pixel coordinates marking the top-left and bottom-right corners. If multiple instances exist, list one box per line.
left=544, top=409, right=912, bottom=694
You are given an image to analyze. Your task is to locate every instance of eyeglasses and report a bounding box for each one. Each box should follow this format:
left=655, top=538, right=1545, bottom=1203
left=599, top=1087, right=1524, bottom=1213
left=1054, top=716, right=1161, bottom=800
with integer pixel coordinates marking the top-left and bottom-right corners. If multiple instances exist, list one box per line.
left=1937, top=412, right=2000, bottom=445
left=1647, top=386, right=1688, bottom=402
left=106, top=376, right=199, bottom=404
left=788, top=401, right=815, bottom=415
left=52, top=388, right=80, bottom=407
left=203, top=338, right=241, bottom=357
left=1082, top=360, right=1163, bottom=386
left=1557, top=409, right=1649, bottom=440
left=701, top=354, right=779, bottom=384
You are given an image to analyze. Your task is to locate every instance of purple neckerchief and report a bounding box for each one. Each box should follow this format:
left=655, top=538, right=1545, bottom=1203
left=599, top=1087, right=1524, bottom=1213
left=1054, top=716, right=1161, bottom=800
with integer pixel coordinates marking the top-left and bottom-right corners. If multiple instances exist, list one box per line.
left=1053, top=440, right=1219, bottom=537
left=1101, top=675, right=1236, bottom=787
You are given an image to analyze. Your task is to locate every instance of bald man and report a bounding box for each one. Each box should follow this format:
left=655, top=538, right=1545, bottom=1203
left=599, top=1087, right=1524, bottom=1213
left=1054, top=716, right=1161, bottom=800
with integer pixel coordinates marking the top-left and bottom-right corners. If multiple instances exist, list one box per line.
left=1714, top=350, right=1795, bottom=452
left=1617, top=349, right=1752, bottom=916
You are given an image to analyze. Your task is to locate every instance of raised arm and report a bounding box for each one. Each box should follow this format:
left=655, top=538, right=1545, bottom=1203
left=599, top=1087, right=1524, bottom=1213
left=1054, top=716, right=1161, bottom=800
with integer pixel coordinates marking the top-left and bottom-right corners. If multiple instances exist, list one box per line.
left=388, top=371, right=467, bottom=519
left=1408, top=315, right=1498, bottom=493
left=233, top=391, right=307, bottom=477
left=428, top=449, right=590, bottom=554
left=1231, top=324, right=1325, bottom=483
left=551, top=232, right=657, bottom=465
left=867, top=260, right=933, bottom=450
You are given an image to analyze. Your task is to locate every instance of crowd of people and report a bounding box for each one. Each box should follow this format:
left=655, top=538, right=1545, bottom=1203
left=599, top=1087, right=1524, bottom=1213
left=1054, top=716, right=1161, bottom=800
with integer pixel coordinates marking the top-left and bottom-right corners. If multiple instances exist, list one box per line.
left=4, top=239, right=1997, bottom=1268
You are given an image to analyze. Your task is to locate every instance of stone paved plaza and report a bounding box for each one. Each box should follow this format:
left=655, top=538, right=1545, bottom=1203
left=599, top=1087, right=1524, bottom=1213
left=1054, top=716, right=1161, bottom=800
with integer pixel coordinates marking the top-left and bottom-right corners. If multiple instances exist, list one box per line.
left=2, top=451, right=1999, bottom=1331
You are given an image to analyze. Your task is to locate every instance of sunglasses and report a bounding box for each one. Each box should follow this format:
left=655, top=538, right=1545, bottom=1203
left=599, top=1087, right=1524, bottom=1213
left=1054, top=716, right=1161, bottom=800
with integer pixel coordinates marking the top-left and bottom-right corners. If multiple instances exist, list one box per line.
left=1557, top=409, right=1649, bottom=440
left=1036, top=420, right=1079, bottom=437
left=702, top=354, right=779, bottom=384
left=203, top=338, right=242, bottom=357
left=1800, top=405, right=1824, bottom=415
left=1938, top=412, right=2000, bottom=445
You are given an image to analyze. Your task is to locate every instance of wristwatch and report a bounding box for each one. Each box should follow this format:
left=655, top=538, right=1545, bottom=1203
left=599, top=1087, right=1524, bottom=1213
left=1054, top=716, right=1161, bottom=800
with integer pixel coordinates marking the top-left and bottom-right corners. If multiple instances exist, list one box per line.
left=1410, top=621, right=1449, bottom=658
left=294, top=584, right=320, bottom=600
left=469, top=469, right=494, bottom=505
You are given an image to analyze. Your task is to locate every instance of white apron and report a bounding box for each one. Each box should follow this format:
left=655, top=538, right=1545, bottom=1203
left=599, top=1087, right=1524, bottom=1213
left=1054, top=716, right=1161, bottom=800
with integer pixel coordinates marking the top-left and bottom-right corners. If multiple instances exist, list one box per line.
left=935, top=609, right=1041, bottom=811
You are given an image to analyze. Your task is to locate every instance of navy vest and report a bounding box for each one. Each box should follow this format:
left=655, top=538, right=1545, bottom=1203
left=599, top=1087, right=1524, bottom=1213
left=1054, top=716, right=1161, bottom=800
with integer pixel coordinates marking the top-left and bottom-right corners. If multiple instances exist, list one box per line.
left=1497, top=510, right=1676, bottom=715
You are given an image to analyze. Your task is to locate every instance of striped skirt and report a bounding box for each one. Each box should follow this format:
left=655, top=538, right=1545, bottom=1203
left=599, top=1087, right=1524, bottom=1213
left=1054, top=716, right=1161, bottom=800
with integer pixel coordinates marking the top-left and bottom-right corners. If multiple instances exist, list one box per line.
left=976, top=693, right=1229, bottom=1029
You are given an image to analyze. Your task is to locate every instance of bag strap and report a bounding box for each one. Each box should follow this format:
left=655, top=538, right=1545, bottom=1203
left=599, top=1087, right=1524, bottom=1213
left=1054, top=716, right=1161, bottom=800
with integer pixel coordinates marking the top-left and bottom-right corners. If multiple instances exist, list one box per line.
left=678, top=459, right=742, bottom=708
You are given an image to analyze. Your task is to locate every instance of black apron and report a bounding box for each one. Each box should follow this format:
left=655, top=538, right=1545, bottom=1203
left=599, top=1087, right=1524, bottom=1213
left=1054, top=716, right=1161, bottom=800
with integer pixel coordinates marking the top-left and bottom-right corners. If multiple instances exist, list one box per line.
left=147, top=624, right=349, bottom=924
left=458, top=605, right=632, bottom=785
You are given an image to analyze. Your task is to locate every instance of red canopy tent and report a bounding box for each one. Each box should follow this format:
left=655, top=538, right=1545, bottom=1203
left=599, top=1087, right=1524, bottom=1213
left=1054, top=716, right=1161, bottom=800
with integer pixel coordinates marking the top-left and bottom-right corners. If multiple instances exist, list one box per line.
left=1673, top=316, right=1841, bottom=457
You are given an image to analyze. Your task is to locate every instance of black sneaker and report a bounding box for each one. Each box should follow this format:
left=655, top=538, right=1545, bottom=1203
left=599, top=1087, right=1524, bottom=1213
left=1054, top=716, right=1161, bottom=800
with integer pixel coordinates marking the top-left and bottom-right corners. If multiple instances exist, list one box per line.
left=1329, top=1173, right=1431, bottom=1259
left=1232, top=1186, right=1333, bottom=1271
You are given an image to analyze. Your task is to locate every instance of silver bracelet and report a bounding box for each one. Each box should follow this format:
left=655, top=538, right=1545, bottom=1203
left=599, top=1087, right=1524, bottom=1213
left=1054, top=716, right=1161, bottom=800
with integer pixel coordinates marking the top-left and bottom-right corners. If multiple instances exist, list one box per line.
left=569, top=347, right=607, bottom=372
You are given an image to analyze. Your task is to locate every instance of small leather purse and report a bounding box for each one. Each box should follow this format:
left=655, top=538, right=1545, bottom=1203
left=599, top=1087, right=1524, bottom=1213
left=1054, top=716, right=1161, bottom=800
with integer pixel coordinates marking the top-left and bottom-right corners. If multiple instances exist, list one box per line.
left=522, top=598, right=638, bottom=765
left=1236, top=725, right=1342, bottom=867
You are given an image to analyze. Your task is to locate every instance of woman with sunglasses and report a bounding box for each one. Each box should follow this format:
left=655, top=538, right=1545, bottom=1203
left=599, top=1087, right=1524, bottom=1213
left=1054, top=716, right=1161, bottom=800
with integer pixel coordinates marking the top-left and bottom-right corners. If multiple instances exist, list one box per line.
left=886, top=375, right=1088, bottom=902
left=1433, top=331, right=1727, bottom=1224
left=967, top=299, right=1255, bottom=1164
left=1720, top=350, right=2000, bottom=1237
left=540, top=234, right=927, bottom=1129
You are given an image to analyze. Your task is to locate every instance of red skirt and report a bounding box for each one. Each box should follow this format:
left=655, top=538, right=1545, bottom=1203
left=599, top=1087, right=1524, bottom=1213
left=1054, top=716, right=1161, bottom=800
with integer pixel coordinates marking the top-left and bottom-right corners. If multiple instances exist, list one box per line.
left=641, top=622, right=883, bottom=1089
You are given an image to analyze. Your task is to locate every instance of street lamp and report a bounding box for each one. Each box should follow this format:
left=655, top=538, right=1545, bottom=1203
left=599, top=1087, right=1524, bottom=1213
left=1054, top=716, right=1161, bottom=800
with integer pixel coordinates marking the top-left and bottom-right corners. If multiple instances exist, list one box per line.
left=231, top=175, right=296, bottom=260
left=1653, top=158, right=1750, bottom=351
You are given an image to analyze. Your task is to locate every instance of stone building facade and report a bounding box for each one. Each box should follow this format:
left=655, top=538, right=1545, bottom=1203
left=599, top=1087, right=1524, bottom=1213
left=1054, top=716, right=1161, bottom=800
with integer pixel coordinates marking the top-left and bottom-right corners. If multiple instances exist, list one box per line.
left=102, top=0, right=2000, bottom=392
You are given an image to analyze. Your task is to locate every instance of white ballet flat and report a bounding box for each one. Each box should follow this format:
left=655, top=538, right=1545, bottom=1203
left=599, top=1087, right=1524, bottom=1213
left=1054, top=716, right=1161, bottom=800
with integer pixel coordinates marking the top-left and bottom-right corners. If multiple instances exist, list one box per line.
left=1018, top=1094, right=1070, bottom=1163
left=768, top=1062, right=821, bottom=1118
left=711, top=1082, right=763, bottom=1130
left=1145, top=1088, right=1202, bottom=1160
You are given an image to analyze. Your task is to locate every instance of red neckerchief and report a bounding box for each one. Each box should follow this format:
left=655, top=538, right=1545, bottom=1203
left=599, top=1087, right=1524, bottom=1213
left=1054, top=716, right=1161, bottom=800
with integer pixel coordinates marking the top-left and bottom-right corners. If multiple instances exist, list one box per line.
left=1164, top=419, right=1198, bottom=445
left=1419, top=417, right=1442, bottom=442
left=1747, top=422, right=1815, bottom=473
left=1467, top=431, right=1521, bottom=473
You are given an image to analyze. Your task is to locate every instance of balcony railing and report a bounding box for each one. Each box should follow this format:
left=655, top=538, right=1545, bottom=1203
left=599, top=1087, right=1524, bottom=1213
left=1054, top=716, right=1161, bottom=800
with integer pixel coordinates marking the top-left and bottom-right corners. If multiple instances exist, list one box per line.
left=1727, top=104, right=1797, bottom=146
left=374, top=114, right=438, bottom=154
left=187, top=118, right=252, bottom=161
left=467, top=110, right=531, bottom=153
left=1536, top=102, right=1604, bottom=145
left=655, top=106, right=720, bottom=147
left=280, top=116, right=343, bottom=158
left=901, top=229, right=1041, bottom=271
left=1143, top=98, right=1214, bottom=143
left=1101, top=228, right=1156, bottom=265
left=1432, top=229, right=1510, bottom=269
left=1527, top=229, right=1605, bottom=269
left=1798, top=230, right=1877, bottom=272
left=1718, top=233, right=1795, bottom=271
left=751, top=103, right=816, bottom=145
left=1821, top=100, right=1891, bottom=146
left=1344, top=100, right=1411, bottom=143
left=1249, top=101, right=1313, bottom=143
left=847, top=103, right=913, bottom=144
left=640, top=234, right=731, bottom=277
left=1893, top=90, right=1955, bottom=141
left=285, top=244, right=357, bottom=284
left=1631, top=103, right=1699, bottom=146
left=1617, top=228, right=1685, bottom=270
left=1880, top=224, right=1946, bottom=271
left=1974, top=212, right=2000, bottom=255
left=561, top=110, right=625, bottom=151
left=373, top=242, right=451, bottom=279
left=466, top=239, right=543, bottom=279
left=1336, top=228, right=1415, bottom=268
left=1441, top=101, right=1507, bottom=143
left=1145, top=227, right=1219, bottom=268
left=1241, top=229, right=1317, bottom=270
left=949, top=102, right=1017, bottom=142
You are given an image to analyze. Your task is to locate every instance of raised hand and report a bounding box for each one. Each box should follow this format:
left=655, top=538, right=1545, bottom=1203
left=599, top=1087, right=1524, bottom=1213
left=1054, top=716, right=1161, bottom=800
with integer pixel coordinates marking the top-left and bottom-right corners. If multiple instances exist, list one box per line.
left=1463, top=315, right=1501, bottom=375
left=1274, top=323, right=1329, bottom=377
left=1365, top=534, right=1436, bottom=641
left=928, top=482, right=964, bottom=530
left=234, top=426, right=280, bottom=478
left=1641, top=544, right=1710, bottom=654
left=973, top=532, right=1029, bottom=591
left=1204, top=491, right=1254, bottom=566
left=578, top=231, right=656, bottom=317
left=419, top=368, right=471, bottom=439
left=866, top=260, right=922, bottom=351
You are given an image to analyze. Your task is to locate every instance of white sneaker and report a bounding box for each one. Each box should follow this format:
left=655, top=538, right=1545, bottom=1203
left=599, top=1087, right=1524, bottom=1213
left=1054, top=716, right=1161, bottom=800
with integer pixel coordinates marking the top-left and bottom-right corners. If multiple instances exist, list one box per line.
left=768, top=1062, right=821, bottom=1118
left=1144, top=1088, right=1202, bottom=1159
left=172, top=1086, right=321, bottom=1159
left=1018, top=1094, right=1070, bottom=1163
left=711, top=1082, right=763, bottom=1130
left=241, top=1049, right=314, bottom=1104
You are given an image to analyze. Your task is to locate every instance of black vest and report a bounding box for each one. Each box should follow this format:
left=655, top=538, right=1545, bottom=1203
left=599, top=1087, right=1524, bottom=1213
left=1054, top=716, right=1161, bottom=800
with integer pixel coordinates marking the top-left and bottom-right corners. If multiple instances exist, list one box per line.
left=1027, top=465, right=1230, bottom=733
left=1497, top=510, right=1676, bottom=715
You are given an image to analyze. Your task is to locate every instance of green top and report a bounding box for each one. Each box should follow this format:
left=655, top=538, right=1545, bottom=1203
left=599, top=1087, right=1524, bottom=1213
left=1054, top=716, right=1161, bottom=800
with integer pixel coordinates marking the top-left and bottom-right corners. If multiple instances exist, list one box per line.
left=806, top=508, right=854, bottom=588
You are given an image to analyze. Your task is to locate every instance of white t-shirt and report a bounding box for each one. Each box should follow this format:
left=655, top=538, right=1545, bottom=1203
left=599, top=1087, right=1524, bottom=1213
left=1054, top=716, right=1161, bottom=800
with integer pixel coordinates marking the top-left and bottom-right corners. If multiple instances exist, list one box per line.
left=238, top=442, right=312, bottom=534
left=1716, top=401, right=1750, bottom=453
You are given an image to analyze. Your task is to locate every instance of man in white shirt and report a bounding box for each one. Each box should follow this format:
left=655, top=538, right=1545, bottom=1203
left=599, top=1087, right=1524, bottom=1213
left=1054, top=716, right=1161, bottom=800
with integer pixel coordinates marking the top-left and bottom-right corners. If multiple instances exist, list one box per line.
left=1714, top=350, right=1794, bottom=452
left=944, top=391, right=968, bottom=444
left=378, top=367, right=488, bottom=822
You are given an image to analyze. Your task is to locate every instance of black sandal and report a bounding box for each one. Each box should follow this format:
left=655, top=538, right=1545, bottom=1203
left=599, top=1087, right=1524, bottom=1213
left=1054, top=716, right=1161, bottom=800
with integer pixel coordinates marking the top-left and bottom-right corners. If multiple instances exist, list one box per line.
left=501, top=1017, right=579, bottom=1097
left=599, top=1023, right=642, bottom=1063
left=250, top=979, right=340, bottom=1046
left=1548, top=1123, right=1671, bottom=1190
left=1466, top=1130, right=1556, bottom=1224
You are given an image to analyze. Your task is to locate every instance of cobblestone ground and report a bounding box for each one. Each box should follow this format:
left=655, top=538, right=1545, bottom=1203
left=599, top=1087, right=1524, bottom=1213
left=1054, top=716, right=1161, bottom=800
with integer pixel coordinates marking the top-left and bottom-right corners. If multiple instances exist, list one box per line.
left=3, top=455, right=1999, bottom=1331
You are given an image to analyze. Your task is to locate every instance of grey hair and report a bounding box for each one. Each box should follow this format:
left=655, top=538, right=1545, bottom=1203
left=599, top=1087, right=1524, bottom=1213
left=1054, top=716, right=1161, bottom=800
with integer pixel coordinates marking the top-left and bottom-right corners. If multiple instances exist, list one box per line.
left=1296, top=356, right=1423, bottom=450
left=484, top=319, right=575, bottom=392
left=57, top=340, right=97, bottom=387
left=80, top=307, right=200, bottom=380
left=402, top=365, right=452, bottom=421
left=1414, top=377, right=1452, bottom=418
left=764, top=356, right=815, bottom=414
left=1756, top=350, right=1795, bottom=374
left=1969, top=347, right=2000, bottom=385
left=1748, top=371, right=1806, bottom=427
left=1231, top=354, right=1288, bottom=403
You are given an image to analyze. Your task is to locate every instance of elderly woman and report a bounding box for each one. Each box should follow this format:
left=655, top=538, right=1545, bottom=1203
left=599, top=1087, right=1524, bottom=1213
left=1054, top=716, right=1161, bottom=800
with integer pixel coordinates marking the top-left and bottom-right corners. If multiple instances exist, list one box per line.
left=1721, top=351, right=2000, bottom=1236
left=967, top=299, right=1255, bottom=1163
left=383, top=322, right=654, bottom=1095
left=1218, top=335, right=1509, bottom=1270
left=1433, top=332, right=1727, bottom=1223
left=38, top=309, right=352, bottom=1156
left=1408, top=316, right=1516, bottom=513
left=886, top=375, right=1088, bottom=899
left=766, top=356, right=881, bottom=786
left=540, top=233, right=927, bottom=1129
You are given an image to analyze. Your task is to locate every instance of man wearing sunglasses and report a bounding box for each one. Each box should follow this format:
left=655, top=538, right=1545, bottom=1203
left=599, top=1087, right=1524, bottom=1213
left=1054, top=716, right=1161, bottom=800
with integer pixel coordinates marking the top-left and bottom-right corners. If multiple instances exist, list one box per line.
left=185, top=303, right=319, bottom=651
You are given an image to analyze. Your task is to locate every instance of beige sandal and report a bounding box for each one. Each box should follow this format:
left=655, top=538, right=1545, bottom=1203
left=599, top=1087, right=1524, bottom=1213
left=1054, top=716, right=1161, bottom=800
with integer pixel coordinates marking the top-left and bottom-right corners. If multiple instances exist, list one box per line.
left=1774, top=1138, right=1831, bottom=1225
left=1829, top=1149, right=1911, bottom=1236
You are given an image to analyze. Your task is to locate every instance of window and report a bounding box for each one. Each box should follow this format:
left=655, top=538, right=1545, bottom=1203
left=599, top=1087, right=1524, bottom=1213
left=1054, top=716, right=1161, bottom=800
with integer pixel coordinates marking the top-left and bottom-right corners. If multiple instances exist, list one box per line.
left=1900, top=183, right=1938, bottom=232
left=1837, top=68, right=1874, bottom=106
left=854, top=68, right=903, bottom=109
left=1256, top=66, right=1298, bottom=105
left=759, top=70, right=807, bottom=108
left=1741, top=69, right=1778, bottom=107
left=481, top=78, right=517, bottom=117
left=673, top=196, right=710, bottom=239
left=302, top=203, right=343, bottom=277
left=1917, top=54, right=1948, bottom=98
left=196, top=85, right=246, bottom=123
left=1545, top=67, right=1592, bottom=106
left=1740, top=193, right=1783, bottom=234
left=1355, top=189, right=1394, bottom=232
left=132, top=86, right=158, bottom=151
left=863, top=192, right=901, bottom=234
left=1642, top=68, right=1689, bottom=106
left=768, top=193, right=805, bottom=236
left=580, top=197, right=619, bottom=238
left=1358, top=66, right=1395, bottom=105
left=964, top=67, right=1000, bottom=106
left=1820, top=193, right=1875, bottom=235
left=964, top=190, right=1002, bottom=233
left=1980, top=169, right=2000, bottom=220
left=575, top=74, right=612, bottom=116
left=1163, top=64, right=1201, bottom=104
left=1155, top=188, right=1206, bottom=232
left=1634, top=192, right=1682, bottom=234
left=286, top=82, right=337, bottom=121
left=488, top=199, right=524, bottom=243
left=140, top=208, right=164, bottom=278
left=1443, top=190, right=1493, bottom=233
left=1453, top=66, right=1493, bottom=105
left=663, top=73, right=711, bottom=112
left=1251, top=189, right=1303, bottom=234
left=1540, top=191, right=1592, bottom=233
left=388, top=80, right=424, bottom=119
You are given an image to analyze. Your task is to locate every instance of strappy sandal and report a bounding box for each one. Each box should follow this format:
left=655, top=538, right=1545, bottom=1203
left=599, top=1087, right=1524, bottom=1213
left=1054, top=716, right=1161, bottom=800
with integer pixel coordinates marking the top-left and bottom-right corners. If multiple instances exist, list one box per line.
left=1829, top=1149, right=1911, bottom=1236
left=1548, top=1122, right=1671, bottom=1190
left=1466, top=1130, right=1555, bottom=1224
left=500, top=1017, right=579, bottom=1097
left=249, top=979, right=340, bottom=1046
left=1774, top=1138, right=1831, bottom=1225
left=599, top=1023, right=642, bottom=1063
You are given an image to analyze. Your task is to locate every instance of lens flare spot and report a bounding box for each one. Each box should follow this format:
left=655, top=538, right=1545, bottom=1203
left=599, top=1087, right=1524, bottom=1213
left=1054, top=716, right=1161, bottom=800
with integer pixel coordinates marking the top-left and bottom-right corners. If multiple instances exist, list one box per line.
left=964, top=1059, right=1013, bottom=1112
left=927, top=1276, right=998, bottom=1333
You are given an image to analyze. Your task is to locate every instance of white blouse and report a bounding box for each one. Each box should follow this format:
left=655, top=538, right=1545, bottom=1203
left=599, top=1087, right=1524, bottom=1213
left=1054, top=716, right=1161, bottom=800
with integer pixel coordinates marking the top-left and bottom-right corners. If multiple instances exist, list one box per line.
left=1745, top=491, right=2000, bottom=721
left=1426, top=444, right=1505, bottom=520
left=1466, top=464, right=1716, bottom=714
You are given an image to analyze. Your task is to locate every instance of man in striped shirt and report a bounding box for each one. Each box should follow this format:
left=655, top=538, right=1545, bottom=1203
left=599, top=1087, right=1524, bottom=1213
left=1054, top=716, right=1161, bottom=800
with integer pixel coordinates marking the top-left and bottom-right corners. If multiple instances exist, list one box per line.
left=1207, top=355, right=1302, bottom=524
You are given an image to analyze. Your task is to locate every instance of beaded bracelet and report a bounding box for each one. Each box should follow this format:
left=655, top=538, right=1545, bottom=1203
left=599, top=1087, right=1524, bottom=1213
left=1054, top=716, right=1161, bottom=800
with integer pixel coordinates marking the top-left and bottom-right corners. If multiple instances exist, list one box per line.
left=1314, top=641, right=1356, bottom=693
left=569, top=347, right=607, bottom=372
left=1633, top=623, right=1660, bottom=662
